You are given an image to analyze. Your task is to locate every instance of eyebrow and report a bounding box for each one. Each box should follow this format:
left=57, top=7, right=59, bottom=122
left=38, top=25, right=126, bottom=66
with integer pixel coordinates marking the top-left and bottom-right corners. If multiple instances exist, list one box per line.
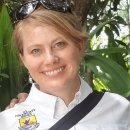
left=50, top=37, right=63, bottom=44
left=27, top=44, right=43, bottom=49
left=27, top=37, right=63, bottom=48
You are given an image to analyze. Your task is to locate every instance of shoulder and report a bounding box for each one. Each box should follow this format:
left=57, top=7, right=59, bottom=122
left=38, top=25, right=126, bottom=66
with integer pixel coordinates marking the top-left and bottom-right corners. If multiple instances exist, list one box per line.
left=93, top=91, right=130, bottom=127
left=0, top=103, right=34, bottom=129
left=103, top=91, right=129, bottom=105
left=92, top=91, right=130, bottom=114
left=99, top=91, right=130, bottom=117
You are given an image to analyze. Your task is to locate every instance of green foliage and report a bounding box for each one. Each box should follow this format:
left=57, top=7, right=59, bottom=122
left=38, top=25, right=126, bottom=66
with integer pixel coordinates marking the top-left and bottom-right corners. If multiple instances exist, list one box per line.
left=0, top=73, right=9, bottom=78
left=87, top=0, right=129, bottom=74
left=0, top=5, right=28, bottom=110
left=82, top=51, right=130, bottom=97
left=87, top=0, right=121, bottom=30
left=86, top=20, right=113, bottom=49
left=81, top=10, right=130, bottom=97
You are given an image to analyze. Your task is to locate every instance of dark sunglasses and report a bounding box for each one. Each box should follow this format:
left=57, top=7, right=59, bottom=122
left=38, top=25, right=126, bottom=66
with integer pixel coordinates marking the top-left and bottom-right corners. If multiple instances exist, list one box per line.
left=14, top=0, right=71, bottom=23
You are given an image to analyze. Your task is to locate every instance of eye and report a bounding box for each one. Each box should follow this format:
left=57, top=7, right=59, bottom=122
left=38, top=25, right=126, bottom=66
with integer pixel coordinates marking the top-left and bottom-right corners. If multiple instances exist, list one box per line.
left=54, top=42, right=65, bottom=48
left=31, top=49, right=41, bottom=54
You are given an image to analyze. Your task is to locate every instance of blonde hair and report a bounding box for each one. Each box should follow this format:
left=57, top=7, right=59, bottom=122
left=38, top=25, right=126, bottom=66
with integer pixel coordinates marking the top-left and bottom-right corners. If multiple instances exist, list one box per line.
left=14, top=6, right=88, bottom=55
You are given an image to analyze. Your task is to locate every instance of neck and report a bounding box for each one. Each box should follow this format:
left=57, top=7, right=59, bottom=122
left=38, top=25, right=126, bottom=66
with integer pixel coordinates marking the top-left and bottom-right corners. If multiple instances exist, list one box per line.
left=40, top=76, right=81, bottom=106
left=57, top=83, right=80, bottom=106
left=52, top=76, right=81, bottom=106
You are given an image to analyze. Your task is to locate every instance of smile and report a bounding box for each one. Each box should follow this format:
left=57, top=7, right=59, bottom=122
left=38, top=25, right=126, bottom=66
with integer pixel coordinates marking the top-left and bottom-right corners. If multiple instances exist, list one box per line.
left=44, top=67, right=63, bottom=76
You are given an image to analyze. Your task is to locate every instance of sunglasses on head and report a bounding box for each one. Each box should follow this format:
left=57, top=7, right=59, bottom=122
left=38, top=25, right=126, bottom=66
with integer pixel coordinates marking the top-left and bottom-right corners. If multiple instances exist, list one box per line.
left=14, top=0, right=71, bottom=23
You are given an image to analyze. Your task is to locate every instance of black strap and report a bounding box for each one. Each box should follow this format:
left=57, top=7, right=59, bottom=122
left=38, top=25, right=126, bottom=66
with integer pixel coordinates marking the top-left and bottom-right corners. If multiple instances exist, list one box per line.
left=49, top=90, right=104, bottom=130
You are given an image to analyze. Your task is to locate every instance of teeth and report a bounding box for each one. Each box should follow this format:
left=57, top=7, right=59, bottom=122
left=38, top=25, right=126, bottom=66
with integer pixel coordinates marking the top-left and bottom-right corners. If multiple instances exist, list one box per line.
left=45, top=67, right=63, bottom=76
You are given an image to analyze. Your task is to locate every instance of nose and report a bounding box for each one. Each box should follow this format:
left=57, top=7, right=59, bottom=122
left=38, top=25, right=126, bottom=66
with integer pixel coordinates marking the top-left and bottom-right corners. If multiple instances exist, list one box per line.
left=43, top=51, right=58, bottom=65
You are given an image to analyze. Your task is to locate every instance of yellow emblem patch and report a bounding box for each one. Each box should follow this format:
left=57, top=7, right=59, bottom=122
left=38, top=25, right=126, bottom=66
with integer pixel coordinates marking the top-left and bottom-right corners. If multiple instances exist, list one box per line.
left=15, top=109, right=39, bottom=130
left=19, top=115, right=37, bottom=128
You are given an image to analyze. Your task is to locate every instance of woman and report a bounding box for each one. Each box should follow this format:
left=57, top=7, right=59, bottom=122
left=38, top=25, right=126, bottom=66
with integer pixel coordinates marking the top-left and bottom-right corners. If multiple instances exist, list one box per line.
left=0, top=0, right=130, bottom=129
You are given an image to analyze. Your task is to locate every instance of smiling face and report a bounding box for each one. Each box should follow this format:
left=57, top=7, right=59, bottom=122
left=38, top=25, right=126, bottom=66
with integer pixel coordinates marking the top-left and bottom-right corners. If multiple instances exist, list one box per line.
left=20, top=23, right=84, bottom=94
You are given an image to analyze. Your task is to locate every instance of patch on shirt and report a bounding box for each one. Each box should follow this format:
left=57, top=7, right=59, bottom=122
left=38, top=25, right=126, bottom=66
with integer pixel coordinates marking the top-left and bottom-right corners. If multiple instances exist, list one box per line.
left=15, top=109, right=40, bottom=130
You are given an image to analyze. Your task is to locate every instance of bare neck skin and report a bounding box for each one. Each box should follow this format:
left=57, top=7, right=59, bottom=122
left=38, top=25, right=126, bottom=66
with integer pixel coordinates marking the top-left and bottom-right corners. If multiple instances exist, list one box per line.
left=39, top=76, right=81, bottom=106
left=56, top=78, right=80, bottom=106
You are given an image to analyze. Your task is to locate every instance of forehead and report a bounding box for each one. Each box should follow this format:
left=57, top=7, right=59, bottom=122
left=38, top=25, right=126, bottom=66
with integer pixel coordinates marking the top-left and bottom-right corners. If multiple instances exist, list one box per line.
left=20, top=24, right=73, bottom=49
left=19, top=21, right=71, bottom=44
left=23, top=24, right=51, bottom=36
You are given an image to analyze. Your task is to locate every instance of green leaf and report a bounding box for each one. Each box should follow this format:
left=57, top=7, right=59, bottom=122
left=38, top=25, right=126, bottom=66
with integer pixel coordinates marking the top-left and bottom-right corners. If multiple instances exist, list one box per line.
left=110, top=24, right=119, bottom=36
left=0, top=5, right=27, bottom=110
left=0, top=73, right=9, bottom=78
left=87, top=47, right=129, bottom=54
left=115, top=39, right=127, bottom=47
left=105, top=26, right=114, bottom=39
left=83, top=52, right=130, bottom=97
left=113, top=16, right=126, bottom=24
left=96, top=27, right=103, bottom=38
left=89, top=20, right=113, bottom=39
left=86, top=20, right=113, bottom=49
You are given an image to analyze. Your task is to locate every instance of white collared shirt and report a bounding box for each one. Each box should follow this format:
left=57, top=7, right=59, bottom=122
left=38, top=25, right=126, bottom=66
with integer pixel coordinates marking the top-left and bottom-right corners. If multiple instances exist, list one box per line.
left=0, top=78, right=130, bottom=130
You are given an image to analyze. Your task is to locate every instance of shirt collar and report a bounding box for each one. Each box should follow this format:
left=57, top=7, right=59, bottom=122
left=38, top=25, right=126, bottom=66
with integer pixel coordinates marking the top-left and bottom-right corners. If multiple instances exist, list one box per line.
left=26, top=84, right=57, bottom=118
left=79, top=77, right=93, bottom=101
left=26, top=76, right=92, bottom=118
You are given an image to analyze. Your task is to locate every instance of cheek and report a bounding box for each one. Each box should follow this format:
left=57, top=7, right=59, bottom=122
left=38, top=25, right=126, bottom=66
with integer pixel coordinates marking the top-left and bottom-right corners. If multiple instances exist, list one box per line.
left=71, top=48, right=81, bottom=61
left=23, top=57, right=42, bottom=71
left=65, top=48, right=80, bottom=66
left=25, top=62, right=37, bottom=71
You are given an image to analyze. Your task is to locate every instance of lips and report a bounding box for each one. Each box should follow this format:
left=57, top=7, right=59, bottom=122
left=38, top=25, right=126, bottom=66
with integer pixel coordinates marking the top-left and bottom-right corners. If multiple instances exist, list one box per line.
left=44, top=67, right=64, bottom=76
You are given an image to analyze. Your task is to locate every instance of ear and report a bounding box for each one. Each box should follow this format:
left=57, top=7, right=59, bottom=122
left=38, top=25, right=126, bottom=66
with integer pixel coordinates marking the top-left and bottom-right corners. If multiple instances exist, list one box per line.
left=77, top=41, right=85, bottom=57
